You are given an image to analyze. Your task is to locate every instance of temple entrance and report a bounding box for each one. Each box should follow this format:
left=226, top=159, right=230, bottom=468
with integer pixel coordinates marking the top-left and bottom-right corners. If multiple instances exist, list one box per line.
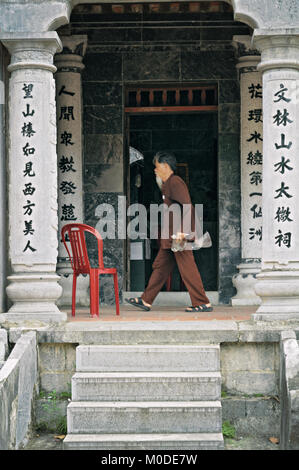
left=125, top=105, right=218, bottom=295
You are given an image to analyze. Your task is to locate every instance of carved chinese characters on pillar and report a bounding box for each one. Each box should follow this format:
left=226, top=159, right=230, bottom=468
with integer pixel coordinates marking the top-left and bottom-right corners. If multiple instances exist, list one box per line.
left=55, top=56, right=84, bottom=265
left=21, top=83, right=37, bottom=253
left=241, top=72, right=263, bottom=258
left=57, top=84, right=78, bottom=226
left=271, top=82, right=296, bottom=256
left=247, top=82, right=263, bottom=244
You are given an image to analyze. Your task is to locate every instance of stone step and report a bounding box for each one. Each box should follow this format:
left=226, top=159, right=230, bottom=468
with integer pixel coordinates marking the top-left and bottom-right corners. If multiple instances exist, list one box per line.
left=63, top=432, right=224, bottom=450
left=67, top=401, right=222, bottom=434
left=72, top=371, right=221, bottom=401
left=76, top=344, right=220, bottom=372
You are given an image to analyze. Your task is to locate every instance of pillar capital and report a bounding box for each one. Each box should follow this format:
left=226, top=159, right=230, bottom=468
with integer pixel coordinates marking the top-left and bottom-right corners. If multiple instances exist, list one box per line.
left=253, top=29, right=299, bottom=73
left=0, top=32, right=62, bottom=73
left=54, top=35, right=88, bottom=73
left=60, top=35, right=88, bottom=56
left=232, top=35, right=261, bottom=72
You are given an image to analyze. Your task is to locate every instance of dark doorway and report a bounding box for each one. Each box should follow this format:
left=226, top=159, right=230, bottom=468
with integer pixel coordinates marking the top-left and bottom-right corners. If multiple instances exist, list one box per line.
left=127, top=112, right=218, bottom=293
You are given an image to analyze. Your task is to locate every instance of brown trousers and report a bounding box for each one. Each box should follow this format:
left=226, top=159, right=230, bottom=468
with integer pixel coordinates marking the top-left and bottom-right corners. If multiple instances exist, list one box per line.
left=141, top=248, right=210, bottom=306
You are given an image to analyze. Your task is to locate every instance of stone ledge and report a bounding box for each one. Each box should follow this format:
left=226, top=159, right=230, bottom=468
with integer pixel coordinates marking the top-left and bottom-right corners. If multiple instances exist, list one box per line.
left=6, top=319, right=299, bottom=345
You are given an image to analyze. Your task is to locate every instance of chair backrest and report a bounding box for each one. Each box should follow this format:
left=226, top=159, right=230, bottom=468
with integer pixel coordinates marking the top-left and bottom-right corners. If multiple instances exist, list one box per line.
left=61, top=223, right=104, bottom=273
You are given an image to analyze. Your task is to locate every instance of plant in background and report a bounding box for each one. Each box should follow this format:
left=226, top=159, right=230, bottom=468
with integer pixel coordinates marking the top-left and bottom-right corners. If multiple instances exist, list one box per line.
left=56, top=416, right=67, bottom=435
left=222, top=420, right=236, bottom=439
left=37, top=386, right=71, bottom=434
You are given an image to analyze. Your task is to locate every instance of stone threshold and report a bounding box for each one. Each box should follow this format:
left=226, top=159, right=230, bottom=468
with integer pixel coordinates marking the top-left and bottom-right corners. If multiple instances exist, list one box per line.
left=6, top=317, right=299, bottom=345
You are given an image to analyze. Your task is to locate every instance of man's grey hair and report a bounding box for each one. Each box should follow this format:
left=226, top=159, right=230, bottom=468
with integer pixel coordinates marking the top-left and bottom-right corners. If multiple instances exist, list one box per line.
left=153, top=151, right=177, bottom=172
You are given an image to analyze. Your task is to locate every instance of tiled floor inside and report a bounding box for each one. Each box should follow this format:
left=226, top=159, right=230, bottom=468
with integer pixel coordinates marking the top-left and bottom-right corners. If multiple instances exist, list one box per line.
left=65, top=305, right=256, bottom=322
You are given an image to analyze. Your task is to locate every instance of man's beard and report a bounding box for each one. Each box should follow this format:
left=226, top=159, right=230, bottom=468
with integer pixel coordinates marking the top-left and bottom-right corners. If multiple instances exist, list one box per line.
left=156, top=175, right=163, bottom=190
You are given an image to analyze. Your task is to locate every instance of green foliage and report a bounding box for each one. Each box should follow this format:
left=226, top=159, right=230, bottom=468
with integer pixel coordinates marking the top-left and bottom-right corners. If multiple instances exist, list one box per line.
left=38, top=387, right=70, bottom=434
left=59, top=391, right=72, bottom=399
left=222, top=420, right=236, bottom=439
left=39, top=385, right=71, bottom=401
left=56, top=416, right=67, bottom=435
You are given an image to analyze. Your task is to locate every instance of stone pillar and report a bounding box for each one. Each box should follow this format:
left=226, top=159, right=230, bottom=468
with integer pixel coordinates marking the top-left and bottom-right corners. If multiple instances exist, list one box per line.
left=231, top=36, right=262, bottom=306
left=252, top=29, right=299, bottom=321
left=54, top=35, right=89, bottom=308
left=0, top=32, right=66, bottom=324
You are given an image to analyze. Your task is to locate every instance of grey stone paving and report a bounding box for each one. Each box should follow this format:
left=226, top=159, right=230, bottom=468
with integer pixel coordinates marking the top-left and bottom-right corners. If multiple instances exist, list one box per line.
left=24, top=432, right=279, bottom=451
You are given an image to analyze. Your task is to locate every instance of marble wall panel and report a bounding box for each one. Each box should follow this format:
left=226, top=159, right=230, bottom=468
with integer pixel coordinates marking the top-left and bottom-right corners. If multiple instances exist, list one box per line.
left=84, top=134, right=123, bottom=164
left=84, top=27, right=142, bottom=45
left=218, top=103, right=240, bottom=134
left=83, top=105, right=122, bottom=134
left=123, top=51, right=180, bottom=81
left=218, top=133, right=240, bottom=162
left=218, top=159, right=240, bottom=190
left=85, top=163, right=123, bottom=193
left=83, top=82, right=122, bottom=106
left=219, top=247, right=241, bottom=276
left=82, top=53, right=122, bottom=82
left=219, top=275, right=237, bottom=304
left=85, top=192, right=121, bottom=226
left=181, top=51, right=237, bottom=80
left=218, top=190, right=241, bottom=247
left=219, top=80, right=240, bottom=104
left=217, top=94, right=241, bottom=302
left=141, top=26, right=202, bottom=43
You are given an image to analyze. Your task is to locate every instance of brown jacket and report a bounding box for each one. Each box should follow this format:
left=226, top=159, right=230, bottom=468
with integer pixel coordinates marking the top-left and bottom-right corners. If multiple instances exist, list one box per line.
left=160, top=173, right=196, bottom=249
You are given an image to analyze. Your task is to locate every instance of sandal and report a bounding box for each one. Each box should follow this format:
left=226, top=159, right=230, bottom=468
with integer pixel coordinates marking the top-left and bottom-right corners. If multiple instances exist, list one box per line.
left=125, top=297, right=151, bottom=311
left=185, top=304, right=213, bottom=312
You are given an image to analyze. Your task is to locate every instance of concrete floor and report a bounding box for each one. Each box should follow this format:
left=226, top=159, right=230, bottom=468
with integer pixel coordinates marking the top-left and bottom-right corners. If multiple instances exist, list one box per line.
left=65, top=305, right=255, bottom=322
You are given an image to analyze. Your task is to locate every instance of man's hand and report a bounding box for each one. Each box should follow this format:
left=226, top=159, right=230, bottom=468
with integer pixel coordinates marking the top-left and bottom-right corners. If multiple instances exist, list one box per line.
left=175, top=232, right=188, bottom=243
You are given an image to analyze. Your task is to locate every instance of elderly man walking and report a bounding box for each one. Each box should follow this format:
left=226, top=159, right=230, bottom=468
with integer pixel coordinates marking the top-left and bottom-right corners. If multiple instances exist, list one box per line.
left=126, top=151, right=212, bottom=313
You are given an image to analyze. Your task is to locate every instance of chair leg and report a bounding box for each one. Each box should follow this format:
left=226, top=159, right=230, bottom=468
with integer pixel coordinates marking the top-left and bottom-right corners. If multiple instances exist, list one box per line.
left=113, top=273, right=120, bottom=315
left=95, top=273, right=99, bottom=317
left=89, top=270, right=96, bottom=316
left=72, top=274, right=77, bottom=317
left=90, top=270, right=99, bottom=317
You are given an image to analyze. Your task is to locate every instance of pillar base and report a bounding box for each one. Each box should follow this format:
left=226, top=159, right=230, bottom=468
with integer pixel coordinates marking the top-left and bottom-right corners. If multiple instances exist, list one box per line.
left=57, top=266, right=90, bottom=308
left=1, top=310, right=67, bottom=327
left=231, top=263, right=261, bottom=306
left=5, top=273, right=66, bottom=325
left=252, top=270, right=299, bottom=321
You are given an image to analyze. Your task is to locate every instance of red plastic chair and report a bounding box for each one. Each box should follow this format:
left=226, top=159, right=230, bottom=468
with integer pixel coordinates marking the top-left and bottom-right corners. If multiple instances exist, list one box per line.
left=61, top=223, right=120, bottom=317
